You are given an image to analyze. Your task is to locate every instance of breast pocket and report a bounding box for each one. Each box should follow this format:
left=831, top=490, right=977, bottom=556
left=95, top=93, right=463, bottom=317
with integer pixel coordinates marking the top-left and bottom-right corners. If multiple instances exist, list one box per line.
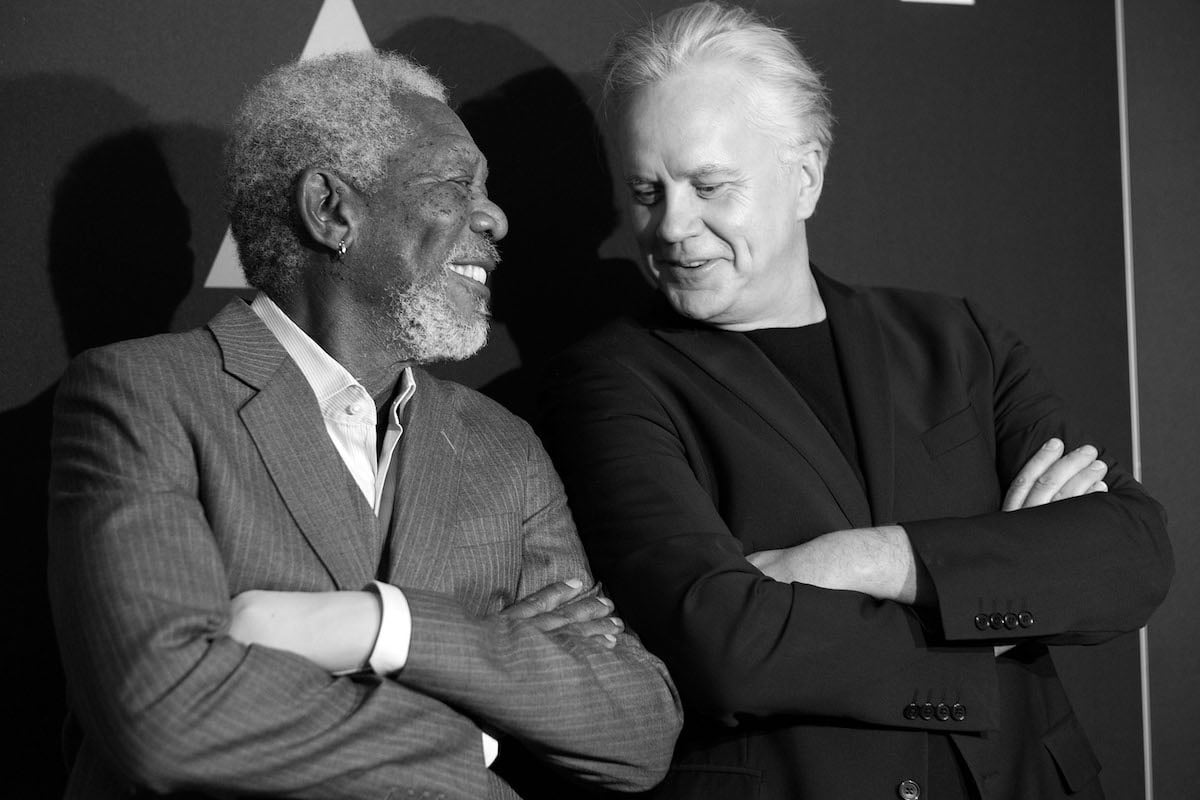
left=912, top=404, right=999, bottom=515
left=921, top=405, right=981, bottom=459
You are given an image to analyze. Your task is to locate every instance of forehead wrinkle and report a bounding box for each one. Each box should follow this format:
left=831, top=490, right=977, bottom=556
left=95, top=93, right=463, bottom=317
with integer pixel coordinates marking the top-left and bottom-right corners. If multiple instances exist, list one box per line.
left=623, top=161, right=735, bottom=185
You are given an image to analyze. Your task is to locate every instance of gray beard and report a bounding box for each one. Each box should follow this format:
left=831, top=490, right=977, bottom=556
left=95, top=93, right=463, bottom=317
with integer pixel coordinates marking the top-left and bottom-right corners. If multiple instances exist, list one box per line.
left=380, top=270, right=489, bottom=363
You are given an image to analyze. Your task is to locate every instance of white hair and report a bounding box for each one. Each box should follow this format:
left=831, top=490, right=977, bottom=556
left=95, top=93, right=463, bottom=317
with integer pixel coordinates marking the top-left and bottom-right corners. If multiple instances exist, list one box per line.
left=603, top=1, right=833, bottom=161
left=225, top=50, right=447, bottom=298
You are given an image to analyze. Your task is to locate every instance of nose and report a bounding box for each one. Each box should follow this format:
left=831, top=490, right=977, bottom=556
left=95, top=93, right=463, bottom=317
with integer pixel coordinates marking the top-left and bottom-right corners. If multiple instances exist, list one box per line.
left=656, top=191, right=700, bottom=244
left=470, top=197, right=509, bottom=242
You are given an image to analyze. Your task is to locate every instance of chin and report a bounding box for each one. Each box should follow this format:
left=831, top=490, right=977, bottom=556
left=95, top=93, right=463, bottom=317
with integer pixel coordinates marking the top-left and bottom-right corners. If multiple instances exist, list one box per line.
left=666, top=288, right=727, bottom=325
left=384, top=281, right=491, bottom=363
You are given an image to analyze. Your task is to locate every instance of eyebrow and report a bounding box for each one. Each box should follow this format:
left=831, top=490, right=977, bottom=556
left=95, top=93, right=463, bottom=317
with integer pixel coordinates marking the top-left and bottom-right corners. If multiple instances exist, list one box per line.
left=624, top=163, right=734, bottom=184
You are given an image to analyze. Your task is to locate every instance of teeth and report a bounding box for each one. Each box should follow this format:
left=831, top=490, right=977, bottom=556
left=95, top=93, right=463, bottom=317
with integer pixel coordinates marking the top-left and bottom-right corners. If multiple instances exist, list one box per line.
left=448, top=264, right=486, bottom=284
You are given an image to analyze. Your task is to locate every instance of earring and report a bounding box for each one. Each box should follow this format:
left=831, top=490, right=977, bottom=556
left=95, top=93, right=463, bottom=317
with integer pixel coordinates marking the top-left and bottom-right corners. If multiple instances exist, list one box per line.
left=336, top=239, right=347, bottom=259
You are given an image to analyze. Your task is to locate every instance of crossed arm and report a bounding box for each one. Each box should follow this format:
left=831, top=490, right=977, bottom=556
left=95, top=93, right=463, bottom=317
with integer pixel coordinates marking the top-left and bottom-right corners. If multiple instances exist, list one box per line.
left=745, top=438, right=1107, bottom=657
left=745, top=437, right=1108, bottom=603
left=229, top=578, right=626, bottom=674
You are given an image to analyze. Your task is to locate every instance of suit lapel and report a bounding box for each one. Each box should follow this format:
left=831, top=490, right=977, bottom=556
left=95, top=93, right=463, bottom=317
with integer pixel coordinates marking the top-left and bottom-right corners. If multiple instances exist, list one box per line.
left=817, top=270, right=896, bottom=524
left=653, top=319, right=872, bottom=528
left=209, top=300, right=377, bottom=589
left=382, top=371, right=464, bottom=592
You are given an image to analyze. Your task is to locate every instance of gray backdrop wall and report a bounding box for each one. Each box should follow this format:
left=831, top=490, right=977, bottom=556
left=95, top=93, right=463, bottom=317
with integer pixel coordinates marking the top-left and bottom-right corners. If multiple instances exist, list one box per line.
left=1, top=1, right=1194, bottom=797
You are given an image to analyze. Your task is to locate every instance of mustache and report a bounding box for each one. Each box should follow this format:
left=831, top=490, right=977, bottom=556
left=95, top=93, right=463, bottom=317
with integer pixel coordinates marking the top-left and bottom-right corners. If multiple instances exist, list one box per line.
left=447, top=236, right=502, bottom=266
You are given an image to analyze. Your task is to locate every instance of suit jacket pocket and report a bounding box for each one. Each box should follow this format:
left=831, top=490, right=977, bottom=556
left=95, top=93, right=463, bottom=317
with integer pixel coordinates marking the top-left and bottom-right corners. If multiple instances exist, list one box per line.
left=921, top=405, right=981, bottom=459
left=1043, top=713, right=1101, bottom=794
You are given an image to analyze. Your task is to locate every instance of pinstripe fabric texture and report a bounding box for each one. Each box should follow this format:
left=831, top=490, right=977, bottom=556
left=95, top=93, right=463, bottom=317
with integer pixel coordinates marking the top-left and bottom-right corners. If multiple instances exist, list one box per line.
left=48, top=299, right=681, bottom=800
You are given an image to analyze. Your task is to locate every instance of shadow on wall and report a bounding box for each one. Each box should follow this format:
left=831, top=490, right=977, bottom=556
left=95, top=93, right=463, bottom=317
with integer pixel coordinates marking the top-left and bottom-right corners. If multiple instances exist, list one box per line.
left=381, top=18, right=654, bottom=421
left=0, top=74, right=200, bottom=797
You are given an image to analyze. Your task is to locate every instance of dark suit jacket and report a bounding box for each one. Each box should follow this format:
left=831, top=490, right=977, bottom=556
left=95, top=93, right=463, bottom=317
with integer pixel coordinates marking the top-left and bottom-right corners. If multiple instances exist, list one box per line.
left=539, top=271, right=1172, bottom=800
left=47, top=299, right=681, bottom=800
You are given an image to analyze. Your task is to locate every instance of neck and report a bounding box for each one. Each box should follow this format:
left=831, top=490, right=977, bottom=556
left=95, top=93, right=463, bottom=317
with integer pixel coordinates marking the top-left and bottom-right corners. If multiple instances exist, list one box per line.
left=273, top=288, right=409, bottom=398
left=715, top=261, right=826, bottom=331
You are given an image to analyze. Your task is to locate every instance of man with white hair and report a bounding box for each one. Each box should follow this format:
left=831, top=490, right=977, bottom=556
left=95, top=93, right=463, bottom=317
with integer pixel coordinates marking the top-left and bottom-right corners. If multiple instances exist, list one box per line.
left=539, top=3, right=1172, bottom=799
left=48, top=51, right=680, bottom=800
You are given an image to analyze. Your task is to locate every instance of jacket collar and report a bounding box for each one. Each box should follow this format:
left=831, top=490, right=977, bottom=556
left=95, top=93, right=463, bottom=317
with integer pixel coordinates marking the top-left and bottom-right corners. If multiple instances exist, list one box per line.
left=649, top=266, right=895, bottom=526
left=208, top=299, right=380, bottom=588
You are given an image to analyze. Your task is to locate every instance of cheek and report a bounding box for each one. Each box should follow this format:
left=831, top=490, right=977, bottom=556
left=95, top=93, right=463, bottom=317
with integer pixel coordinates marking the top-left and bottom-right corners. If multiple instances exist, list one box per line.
left=629, top=206, right=656, bottom=242
left=403, top=188, right=469, bottom=243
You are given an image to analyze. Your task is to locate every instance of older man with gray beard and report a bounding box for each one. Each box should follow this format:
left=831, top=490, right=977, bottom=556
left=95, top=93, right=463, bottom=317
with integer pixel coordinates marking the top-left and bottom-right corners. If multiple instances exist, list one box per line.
left=47, top=50, right=680, bottom=800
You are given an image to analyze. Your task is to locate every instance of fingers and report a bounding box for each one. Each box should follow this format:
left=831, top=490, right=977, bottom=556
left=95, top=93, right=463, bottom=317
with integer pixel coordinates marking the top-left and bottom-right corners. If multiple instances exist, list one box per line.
left=565, top=616, right=625, bottom=649
left=496, top=579, right=626, bottom=648
left=1056, top=460, right=1108, bottom=500
left=1004, top=439, right=1106, bottom=510
left=1003, top=438, right=1065, bottom=510
left=497, top=578, right=586, bottom=621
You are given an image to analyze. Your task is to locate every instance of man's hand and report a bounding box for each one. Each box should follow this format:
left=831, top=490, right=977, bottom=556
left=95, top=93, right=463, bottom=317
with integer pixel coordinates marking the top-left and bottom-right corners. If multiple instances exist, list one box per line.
left=228, top=589, right=381, bottom=673
left=496, top=579, right=625, bottom=649
left=1003, top=438, right=1107, bottom=511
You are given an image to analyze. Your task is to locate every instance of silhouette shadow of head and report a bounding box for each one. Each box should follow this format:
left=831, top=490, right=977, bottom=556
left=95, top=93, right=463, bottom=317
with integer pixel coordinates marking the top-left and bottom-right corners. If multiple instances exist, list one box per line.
left=380, top=19, right=652, bottom=418
left=49, top=128, right=194, bottom=356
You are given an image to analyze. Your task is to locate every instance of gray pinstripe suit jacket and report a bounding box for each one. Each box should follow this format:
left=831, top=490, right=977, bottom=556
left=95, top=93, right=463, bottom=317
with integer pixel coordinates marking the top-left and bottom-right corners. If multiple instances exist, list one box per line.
left=47, top=299, right=680, bottom=800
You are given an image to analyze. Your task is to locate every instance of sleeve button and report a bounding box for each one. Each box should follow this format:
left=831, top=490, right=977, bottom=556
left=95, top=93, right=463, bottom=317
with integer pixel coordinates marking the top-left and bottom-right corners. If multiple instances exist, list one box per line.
left=935, top=703, right=951, bottom=721
left=1003, top=612, right=1019, bottom=630
left=974, top=613, right=990, bottom=630
left=920, top=702, right=936, bottom=720
left=904, top=703, right=920, bottom=720
left=1018, top=610, right=1035, bottom=628
left=952, top=703, right=967, bottom=721
left=989, top=612, right=1005, bottom=630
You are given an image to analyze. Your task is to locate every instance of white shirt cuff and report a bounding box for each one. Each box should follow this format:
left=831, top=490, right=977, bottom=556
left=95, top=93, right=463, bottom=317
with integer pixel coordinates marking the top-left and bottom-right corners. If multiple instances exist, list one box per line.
left=483, top=733, right=499, bottom=767
left=365, top=581, right=411, bottom=674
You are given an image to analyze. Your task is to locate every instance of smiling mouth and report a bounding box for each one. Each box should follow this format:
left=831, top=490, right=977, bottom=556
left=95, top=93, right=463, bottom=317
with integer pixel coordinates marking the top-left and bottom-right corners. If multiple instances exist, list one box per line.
left=447, top=263, right=491, bottom=284
left=658, top=257, right=719, bottom=270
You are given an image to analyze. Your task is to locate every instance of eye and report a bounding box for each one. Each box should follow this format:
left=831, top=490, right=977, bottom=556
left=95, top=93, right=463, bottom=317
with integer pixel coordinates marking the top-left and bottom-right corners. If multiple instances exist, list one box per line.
left=694, top=183, right=724, bottom=198
left=629, top=184, right=661, bottom=206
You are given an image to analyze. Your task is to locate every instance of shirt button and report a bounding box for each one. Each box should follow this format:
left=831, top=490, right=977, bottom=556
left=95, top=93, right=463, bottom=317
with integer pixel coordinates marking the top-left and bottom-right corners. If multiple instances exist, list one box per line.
left=952, top=703, right=968, bottom=721
left=898, top=778, right=921, bottom=800
left=347, top=402, right=363, bottom=415
left=1018, top=610, right=1035, bottom=628
left=974, top=613, right=990, bottom=631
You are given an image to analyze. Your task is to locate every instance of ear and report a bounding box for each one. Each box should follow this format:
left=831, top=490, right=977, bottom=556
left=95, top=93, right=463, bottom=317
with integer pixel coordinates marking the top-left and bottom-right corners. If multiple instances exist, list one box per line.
left=783, top=143, right=826, bottom=222
left=295, top=168, right=364, bottom=256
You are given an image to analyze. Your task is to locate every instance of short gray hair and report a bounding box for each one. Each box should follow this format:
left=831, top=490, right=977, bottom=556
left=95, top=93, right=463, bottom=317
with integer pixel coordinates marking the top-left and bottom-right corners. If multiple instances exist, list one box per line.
left=603, top=1, right=833, bottom=160
left=225, top=51, right=447, bottom=298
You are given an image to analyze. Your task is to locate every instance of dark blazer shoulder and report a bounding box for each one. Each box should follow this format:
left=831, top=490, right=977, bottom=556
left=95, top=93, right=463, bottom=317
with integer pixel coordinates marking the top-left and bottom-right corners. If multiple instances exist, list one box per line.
left=818, top=270, right=974, bottom=322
